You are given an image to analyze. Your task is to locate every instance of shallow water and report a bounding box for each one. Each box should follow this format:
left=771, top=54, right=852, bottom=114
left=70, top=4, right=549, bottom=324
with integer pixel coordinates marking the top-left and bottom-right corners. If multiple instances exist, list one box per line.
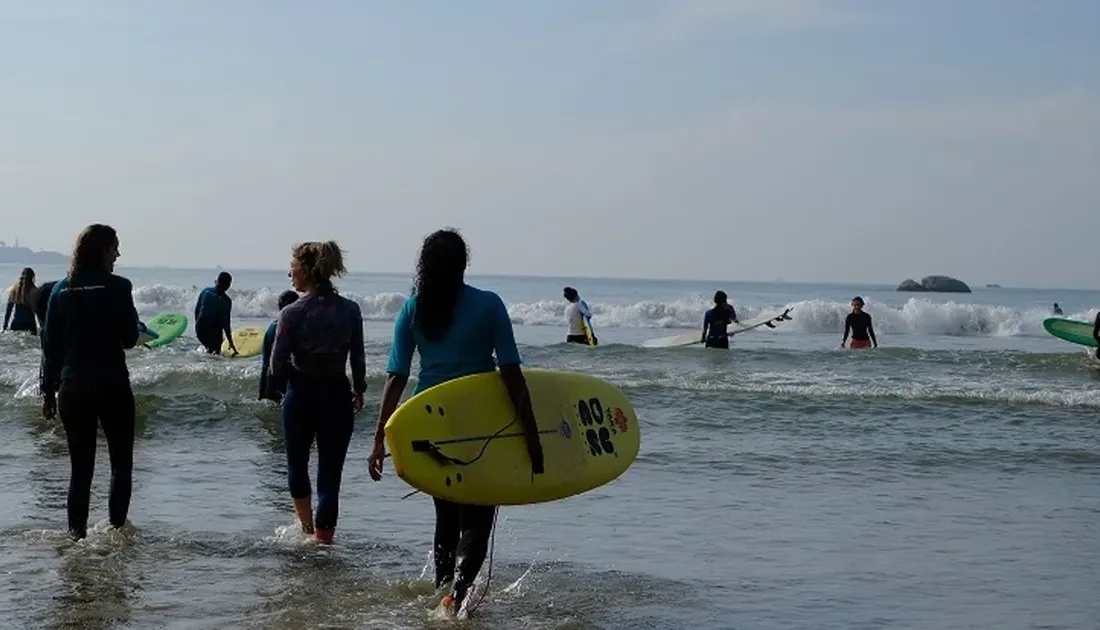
left=1, top=266, right=1098, bottom=628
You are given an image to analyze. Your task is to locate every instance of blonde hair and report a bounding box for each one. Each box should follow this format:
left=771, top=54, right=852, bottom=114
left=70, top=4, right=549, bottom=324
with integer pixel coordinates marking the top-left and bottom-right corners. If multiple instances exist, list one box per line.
left=292, top=241, right=347, bottom=293
left=8, top=267, right=36, bottom=305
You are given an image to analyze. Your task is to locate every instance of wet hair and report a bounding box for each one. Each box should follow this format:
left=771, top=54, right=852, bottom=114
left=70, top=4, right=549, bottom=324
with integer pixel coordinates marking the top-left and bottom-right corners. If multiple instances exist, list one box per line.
left=852, top=296, right=865, bottom=306
left=714, top=290, right=727, bottom=305
left=68, top=224, right=119, bottom=277
left=292, top=240, right=347, bottom=294
left=413, top=228, right=468, bottom=341
left=215, top=271, right=233, bottom=290
left=563, top=286, right=578, bottom=301
left=8, top=267, right=36, bottom=304
left=278, top=290, right=299, bottom=310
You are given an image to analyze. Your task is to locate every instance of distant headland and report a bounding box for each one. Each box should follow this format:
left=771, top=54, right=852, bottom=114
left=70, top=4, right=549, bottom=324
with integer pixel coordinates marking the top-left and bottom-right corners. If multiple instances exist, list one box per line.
left=0, top=240, right=67, bottom=265
left=896, top=275, right=972, bottom=293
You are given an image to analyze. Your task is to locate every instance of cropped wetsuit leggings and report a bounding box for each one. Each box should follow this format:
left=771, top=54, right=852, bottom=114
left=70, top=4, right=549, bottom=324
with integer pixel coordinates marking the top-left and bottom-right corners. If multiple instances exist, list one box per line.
left=58, top=380, right=136, bottom=538
left=281, top=376, right=354, bottom=531
left=433, top=498, right=497, bottom=605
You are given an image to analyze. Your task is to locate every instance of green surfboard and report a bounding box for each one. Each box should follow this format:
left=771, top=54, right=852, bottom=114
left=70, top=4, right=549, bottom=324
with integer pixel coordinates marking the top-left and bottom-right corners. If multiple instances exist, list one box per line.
left=1042, top=317, right=1098, bottom=348
left=146, top=312, right=189, bottom=348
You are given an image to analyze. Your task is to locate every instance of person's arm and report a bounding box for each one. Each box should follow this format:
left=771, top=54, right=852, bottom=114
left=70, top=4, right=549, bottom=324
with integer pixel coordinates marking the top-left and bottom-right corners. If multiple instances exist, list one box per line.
left=491, top=294, right=544, bottom=474
left=1093, top=312, right=1100, bottom=344
left=270, top=308, right=295, bottom=383
left=222, top=296, right=236, bottom=352
left=729, top=305, right=738, bottom=323
left=842, top=313, right=851, bottom=345
left=868, top=315, right=878, bottom=348
left=259, top=322, right=275, bottom=399
left=349, top=303, right=367, bottom=396
left=369, top=300, right=416, bottom=479
left=118, top=279, right=140, bottom=349
left=701, top=310, right=711, bottom=343
left=3, top=300, right=12, bottom=330
left=43, top=285, right=65, bottom=397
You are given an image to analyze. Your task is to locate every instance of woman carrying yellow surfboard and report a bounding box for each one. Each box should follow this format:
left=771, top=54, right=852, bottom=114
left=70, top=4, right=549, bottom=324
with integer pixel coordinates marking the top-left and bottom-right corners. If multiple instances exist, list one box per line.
left=369, top=228, right=544, bottom=616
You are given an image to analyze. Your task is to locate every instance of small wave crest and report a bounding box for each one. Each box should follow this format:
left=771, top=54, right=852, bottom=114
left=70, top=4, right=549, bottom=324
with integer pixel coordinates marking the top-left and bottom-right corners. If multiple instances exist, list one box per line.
left=128, top=284, right=1097, bottom=338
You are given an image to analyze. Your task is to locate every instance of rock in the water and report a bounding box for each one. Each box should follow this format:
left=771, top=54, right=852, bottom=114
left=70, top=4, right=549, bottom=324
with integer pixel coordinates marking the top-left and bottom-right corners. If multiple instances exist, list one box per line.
left=896, top=275, right=972, bottom=293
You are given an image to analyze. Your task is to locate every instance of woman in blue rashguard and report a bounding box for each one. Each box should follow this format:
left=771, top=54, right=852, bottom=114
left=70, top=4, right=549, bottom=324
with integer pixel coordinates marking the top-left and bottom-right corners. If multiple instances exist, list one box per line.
left=368, top=228, right=544, bottom=615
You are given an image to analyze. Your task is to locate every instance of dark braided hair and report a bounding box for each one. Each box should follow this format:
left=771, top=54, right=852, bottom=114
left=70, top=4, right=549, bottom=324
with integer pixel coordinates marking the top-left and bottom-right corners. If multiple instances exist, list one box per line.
left=413, top=228, right=468, bottom=341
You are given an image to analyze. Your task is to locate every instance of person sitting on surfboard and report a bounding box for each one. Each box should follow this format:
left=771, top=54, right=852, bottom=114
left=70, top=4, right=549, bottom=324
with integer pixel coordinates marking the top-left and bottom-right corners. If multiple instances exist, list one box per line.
left=269, top=241, right=366, bottom=545
left=194, top=271, right=238, bottom=356
left=369, top=228, right=544, bottom=616
left=42, top=224, right=141, bottom=540
left=701, top=290, right=738, bottom=349
left=563, top=286, right=597, bottom=346
left=841, top=296, right=877, bottom=349
left=259, top=289, right=299, bottom=403
left=1053, top=303, right=1063, bottom=315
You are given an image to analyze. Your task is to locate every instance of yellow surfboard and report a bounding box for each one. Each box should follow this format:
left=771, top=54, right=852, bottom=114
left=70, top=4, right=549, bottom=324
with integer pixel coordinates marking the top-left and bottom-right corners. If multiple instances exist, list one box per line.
left=385, top=368, right=640, bottom=506
left=222, top=326, right=265, bottom=358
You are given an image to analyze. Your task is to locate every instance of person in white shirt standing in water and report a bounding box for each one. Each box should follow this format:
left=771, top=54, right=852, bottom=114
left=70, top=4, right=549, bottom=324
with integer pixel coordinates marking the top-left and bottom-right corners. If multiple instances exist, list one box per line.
left=562, top=286, right=597, bottom=346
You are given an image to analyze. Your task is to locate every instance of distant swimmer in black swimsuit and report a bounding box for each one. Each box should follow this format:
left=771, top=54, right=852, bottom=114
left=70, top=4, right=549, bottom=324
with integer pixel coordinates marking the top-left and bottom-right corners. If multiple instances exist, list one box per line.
left=841, top=296, right=877, bottom=349
left=701, top=291, right=738, bottom=349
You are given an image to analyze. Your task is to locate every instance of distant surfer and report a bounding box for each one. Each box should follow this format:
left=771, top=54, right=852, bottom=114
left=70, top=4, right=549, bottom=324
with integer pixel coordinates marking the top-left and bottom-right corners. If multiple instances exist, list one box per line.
left=701, top=290, right=738, bottom=349
left=259, top=290, right=299, bottom=403
left=369, top=229, right=543, bottom=616
left=269, top=242, right=365, bottom=545
left=563, top=286, right=597, bottom=346
left=1053, top=303, right=1063, bottom=315
left=42, top=224, right=140, bottom=540
left=3, top=267, right=39, bottom=335
left=841, top=296, right=877, bottom=349
left=194, top=271, right=239, bottom=356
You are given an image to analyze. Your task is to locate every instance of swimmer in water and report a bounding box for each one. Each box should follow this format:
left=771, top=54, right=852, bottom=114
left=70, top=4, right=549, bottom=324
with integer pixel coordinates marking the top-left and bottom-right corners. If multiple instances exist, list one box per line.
left=259, top=290, right=300, bottom=403
left=42, top=224, right=140, bottom=540
left=701, top=290, right=738, bottom=349
left=1053, top=303, right=1063, bottom=316
left=4, top=267, right=39, bottom=335
left=369, top=229, right=543, bottom=616
left=841, top=296, right=877, bottom=349
left=270, top=242, right=366, bottom=544
left=194, top=272, right=238, bottom=356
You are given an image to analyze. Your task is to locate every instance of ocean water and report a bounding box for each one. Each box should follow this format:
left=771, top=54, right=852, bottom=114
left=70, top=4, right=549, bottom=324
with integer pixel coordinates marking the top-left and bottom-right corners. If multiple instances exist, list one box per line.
left=1, top=263, right=1098, bottom=629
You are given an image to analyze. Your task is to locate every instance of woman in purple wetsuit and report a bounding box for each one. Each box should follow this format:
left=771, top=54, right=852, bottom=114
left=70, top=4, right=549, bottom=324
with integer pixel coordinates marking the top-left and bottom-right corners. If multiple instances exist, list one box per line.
left=269, top=240, right=366, bottom=544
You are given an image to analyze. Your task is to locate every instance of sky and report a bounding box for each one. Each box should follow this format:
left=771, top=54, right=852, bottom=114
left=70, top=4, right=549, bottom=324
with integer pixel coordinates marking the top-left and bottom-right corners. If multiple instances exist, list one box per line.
left=2, top=0, right=1098, bottom=287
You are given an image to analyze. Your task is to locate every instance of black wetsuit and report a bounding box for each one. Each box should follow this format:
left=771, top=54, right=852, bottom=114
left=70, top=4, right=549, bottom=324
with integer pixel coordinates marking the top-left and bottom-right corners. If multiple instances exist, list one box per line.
left=702, top=304, right=737, bottom=349
left=4, top=293, right=37, bottom=334
left=258, top=320, right=287, bottom=402
left=844, top=311, right=876, bottom=346
left=34, top=280, right=58, bottom=393
left=43, top=271, right=140, bottom=539
left=194, top=286, right=233, bottom=354
left=1094, top=312, right=1100, bottom=358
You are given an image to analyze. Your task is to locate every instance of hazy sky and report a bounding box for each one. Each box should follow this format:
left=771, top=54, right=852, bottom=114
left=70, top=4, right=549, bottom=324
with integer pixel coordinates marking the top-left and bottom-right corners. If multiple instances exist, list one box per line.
left=3, top=0, right=1098, bottom=287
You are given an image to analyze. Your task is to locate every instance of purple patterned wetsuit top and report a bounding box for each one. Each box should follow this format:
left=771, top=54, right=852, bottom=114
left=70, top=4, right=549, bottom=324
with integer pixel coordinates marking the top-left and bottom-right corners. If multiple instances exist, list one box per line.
left=270, top=292, right=367, bottom=393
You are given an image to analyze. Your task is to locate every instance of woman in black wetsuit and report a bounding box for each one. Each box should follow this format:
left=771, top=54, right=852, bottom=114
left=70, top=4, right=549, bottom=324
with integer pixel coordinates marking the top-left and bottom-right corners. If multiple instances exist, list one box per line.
left=42, top=224, right=141, bottom=540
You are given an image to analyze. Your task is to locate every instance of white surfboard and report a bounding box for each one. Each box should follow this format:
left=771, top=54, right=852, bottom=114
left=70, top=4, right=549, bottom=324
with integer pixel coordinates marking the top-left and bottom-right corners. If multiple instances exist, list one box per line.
left=643, top=307, right=793, bottom=348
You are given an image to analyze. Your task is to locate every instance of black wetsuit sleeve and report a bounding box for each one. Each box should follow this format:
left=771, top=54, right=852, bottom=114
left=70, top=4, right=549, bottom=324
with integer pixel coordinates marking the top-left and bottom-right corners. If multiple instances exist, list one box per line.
left=3, top=300, right=11, bottom=329
left=43, top=285, right=65, bottom=395
left=117, top=279, right=140, bottom=350
left=259, top=323, right=275, bottom=399
left=350, top=304, right=367, bottom=394
left=843, top=313, right=852, bottom=342
left=729, top=305, right=737, bottom=322
left=221, top=296, right=233, bottom=341
left=1094, top=312, right=1100, bottom=344
left=194, top=290, right=203, bottom=324
left=701, top=310, right=711, bottom=342
left=867, top=314, right=877, bottom=346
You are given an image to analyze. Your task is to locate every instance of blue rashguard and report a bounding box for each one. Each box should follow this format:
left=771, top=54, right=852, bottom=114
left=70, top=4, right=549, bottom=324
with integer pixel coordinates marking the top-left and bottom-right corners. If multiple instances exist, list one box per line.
left=386, top=284, right=521, bottom=394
